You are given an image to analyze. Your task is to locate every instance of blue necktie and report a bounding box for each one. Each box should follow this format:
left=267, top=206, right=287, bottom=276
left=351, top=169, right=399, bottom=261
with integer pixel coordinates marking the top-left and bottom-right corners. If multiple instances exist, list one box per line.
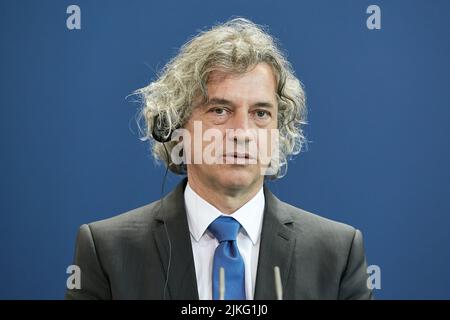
left=208, top=216, right=246, bottom=300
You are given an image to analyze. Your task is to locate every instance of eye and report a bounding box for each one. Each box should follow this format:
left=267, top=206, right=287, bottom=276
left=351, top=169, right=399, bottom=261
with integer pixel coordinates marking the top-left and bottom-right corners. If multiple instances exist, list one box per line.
left=255, top=110, right=271, bottom=119
left=210, top=107, right=228, bottom=116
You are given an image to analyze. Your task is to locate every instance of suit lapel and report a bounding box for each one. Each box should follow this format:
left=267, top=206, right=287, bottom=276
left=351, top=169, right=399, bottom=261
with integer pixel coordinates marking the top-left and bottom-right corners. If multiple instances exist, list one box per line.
left=254, top=185, right=296, bottom=300
left=153, top=178, right=199, bottom=300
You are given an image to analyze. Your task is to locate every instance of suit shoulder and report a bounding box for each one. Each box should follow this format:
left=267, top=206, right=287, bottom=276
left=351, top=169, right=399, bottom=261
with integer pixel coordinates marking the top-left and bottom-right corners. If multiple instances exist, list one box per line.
left=279, top=200, right=358, bottom=242
left=85, top=199, right=162, bottom=236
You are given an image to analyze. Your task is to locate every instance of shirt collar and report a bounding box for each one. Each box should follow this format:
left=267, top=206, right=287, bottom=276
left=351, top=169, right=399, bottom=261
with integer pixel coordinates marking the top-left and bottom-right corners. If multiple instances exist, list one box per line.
left=184, top=181, right=265, bottom=245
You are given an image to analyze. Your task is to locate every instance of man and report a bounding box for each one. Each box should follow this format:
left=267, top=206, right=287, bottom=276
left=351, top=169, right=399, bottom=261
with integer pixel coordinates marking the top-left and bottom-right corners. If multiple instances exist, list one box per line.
left=66, top=18, right=372, bottom=300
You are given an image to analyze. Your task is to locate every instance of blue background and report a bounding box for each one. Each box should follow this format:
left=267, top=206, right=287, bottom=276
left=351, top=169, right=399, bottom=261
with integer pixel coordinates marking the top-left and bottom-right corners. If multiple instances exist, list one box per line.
left=1, top=0, right=449, bottom=299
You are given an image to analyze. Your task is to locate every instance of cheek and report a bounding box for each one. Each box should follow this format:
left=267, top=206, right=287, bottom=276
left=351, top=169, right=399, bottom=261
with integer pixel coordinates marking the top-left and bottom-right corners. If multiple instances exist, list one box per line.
left=256, top=128, right=280, bottom=164
left=183, top=125, right=227, bottom=162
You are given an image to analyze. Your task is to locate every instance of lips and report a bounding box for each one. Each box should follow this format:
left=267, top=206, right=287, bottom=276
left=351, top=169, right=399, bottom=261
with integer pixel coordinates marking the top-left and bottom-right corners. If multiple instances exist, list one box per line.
left=223, top=152, right=254, bottom=159
left=221, top=152, right=257, bottom=165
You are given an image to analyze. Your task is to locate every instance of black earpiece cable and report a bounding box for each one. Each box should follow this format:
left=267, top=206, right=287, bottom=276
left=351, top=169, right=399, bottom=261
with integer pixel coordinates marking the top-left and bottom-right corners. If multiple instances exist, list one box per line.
left=160, top=143, right=172, bottom=300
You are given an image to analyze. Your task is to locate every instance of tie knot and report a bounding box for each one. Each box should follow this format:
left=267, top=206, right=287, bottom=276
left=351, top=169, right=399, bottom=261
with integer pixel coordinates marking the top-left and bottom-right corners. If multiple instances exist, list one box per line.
left=208, top=216, right=241, bottom=242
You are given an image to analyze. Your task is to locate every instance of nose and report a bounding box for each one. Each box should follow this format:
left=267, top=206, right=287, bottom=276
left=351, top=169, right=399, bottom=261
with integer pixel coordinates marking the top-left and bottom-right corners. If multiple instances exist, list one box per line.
left=226, top=109, right=255, bottom=144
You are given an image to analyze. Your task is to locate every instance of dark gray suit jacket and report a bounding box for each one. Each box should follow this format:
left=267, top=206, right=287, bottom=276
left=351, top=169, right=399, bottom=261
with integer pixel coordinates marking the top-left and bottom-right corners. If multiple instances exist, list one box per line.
left=66, top=178, right=372, bottom=300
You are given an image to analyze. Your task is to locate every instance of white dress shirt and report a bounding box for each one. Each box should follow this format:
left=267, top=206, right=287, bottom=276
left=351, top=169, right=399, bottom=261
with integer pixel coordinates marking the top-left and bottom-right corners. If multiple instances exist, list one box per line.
left=184, top=182, right=265, bottom=300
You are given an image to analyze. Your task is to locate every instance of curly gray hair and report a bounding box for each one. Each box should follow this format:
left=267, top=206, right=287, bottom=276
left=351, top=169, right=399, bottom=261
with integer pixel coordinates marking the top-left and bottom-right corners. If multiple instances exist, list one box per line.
left=135, top=17, right=307, bottom=178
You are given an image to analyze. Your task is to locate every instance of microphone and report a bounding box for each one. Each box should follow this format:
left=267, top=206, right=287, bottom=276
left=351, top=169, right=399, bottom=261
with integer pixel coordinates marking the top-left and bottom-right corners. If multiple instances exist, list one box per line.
left=219, top=267, right=225, bottom=300
left=218, top=266, right=283, bottom=300
left=274, top=266, right=283, bottom=300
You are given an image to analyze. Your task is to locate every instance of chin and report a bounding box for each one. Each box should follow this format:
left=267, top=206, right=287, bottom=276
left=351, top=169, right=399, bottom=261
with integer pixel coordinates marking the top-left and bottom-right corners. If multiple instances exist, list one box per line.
left=213, top=165, right=260, bottom=190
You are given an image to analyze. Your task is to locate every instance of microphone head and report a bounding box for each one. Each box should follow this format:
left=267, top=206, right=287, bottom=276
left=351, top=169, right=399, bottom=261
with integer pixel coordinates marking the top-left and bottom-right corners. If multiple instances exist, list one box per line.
left=219, top=267, right=225, bottom=300
left=274, top=266, right=283, bottom=300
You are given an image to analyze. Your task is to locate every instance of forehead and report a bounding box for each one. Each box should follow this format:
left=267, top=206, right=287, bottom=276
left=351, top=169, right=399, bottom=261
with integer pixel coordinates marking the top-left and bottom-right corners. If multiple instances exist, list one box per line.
left=206, top=63, right=277, bottom=104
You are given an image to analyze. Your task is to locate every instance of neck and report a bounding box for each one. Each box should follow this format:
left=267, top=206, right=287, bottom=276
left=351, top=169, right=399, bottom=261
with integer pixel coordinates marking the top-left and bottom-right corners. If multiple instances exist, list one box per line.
left=186, top=174, right=263, bottom=214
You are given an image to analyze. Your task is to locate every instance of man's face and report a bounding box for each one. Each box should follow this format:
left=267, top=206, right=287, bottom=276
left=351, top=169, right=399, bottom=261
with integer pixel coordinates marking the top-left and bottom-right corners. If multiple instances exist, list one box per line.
left=183, top=62, right=278, bottom=193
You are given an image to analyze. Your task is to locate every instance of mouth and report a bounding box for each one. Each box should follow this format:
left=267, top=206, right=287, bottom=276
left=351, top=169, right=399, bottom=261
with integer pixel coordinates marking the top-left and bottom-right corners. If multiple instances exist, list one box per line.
left=222, top=152, right=257, bottom=164
left=223, top=152, right=253, bottom=159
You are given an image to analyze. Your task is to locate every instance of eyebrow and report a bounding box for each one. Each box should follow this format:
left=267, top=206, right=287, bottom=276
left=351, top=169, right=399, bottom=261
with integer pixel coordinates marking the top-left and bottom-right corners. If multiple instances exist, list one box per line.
left=206, top=97, right=275, bottom=109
